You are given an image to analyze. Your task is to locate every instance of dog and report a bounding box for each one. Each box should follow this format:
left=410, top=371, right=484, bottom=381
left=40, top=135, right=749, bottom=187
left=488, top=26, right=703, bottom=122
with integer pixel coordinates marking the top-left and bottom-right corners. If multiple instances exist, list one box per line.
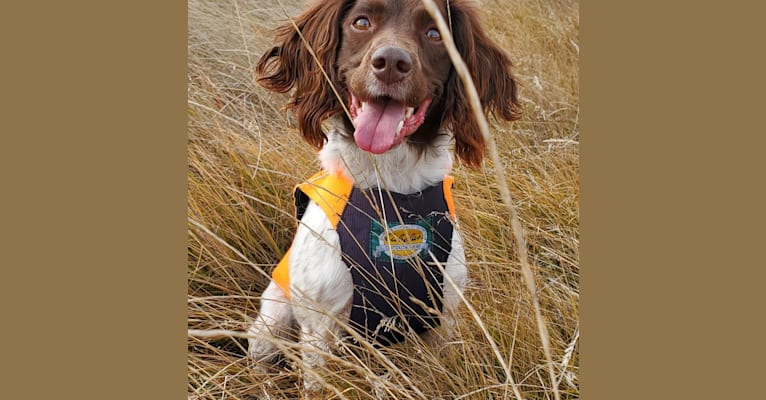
left=247, top=0, right=520, bottom=392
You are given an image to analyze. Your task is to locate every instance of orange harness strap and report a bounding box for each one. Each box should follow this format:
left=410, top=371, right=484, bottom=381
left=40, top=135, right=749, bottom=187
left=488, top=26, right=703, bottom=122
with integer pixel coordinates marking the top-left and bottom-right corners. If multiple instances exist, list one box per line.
left=443, top=175, right=456, bottom=221
left=271, top=172, right=353, bottom=295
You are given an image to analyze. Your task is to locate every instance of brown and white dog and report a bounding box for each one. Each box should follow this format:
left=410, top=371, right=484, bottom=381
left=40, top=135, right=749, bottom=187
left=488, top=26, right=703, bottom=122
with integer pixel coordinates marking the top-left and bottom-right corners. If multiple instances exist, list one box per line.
left=247, top=0, right=520, bottom=391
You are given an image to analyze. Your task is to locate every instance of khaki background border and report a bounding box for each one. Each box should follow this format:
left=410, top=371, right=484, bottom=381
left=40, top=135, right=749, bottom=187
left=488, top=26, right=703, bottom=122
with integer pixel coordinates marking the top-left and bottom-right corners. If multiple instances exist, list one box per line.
left=2, top=1, right=187, bottom=398
left=580, top=1, right=766, bottom=398
left=2, top=0, right=764, bottom=398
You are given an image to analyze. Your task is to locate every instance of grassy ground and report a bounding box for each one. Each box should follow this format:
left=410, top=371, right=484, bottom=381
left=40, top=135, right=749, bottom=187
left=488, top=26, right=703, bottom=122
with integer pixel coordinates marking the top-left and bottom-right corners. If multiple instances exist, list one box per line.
left=188, top=0, right=579, bottom=398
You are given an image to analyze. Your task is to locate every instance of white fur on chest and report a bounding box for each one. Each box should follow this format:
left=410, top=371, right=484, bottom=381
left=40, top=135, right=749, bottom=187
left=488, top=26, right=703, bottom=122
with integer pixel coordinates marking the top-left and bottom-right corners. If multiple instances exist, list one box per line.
left=318, top=125, right=454, bottom=194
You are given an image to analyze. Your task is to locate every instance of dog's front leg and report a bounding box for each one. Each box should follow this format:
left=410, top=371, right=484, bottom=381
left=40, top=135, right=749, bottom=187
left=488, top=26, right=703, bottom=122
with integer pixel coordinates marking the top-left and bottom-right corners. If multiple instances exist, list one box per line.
left=290, top=202, right=354, bottom=393
left=292, top=308, right=348, bottom=392
left=248, top=280, right=295, bottom=368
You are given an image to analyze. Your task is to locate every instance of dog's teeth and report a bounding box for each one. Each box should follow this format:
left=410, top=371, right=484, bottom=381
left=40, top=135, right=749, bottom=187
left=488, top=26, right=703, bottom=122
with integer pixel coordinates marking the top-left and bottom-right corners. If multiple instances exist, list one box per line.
left=405, top=107, right=414, bottom=119
left=361, top=102, right=366, bottom=112
left=397, top=120, right=404, bottom=134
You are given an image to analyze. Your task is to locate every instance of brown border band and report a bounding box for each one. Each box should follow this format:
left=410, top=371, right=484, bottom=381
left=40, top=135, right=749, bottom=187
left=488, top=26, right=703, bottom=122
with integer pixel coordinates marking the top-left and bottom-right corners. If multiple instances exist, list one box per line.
left=3, top=1, right=187, bottom=398
left=582, top=1, right=766, bottom=398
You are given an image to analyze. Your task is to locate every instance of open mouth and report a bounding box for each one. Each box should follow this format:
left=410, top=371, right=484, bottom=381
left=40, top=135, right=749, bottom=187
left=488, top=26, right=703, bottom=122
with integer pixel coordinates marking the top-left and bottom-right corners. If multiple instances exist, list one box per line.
left=349, top=92, right=432, bottom=154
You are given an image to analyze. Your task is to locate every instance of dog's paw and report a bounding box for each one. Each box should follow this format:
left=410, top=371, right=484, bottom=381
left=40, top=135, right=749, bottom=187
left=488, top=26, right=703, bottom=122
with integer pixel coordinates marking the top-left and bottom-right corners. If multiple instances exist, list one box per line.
left=246, top=325, right=281, bottom=365
left=371, top=371, right=393, bottom=400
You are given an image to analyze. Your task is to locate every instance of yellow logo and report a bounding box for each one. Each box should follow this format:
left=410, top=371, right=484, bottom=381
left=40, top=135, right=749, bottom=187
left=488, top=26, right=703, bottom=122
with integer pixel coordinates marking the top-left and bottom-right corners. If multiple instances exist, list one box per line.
left=372, top=224, right=429, bottom=261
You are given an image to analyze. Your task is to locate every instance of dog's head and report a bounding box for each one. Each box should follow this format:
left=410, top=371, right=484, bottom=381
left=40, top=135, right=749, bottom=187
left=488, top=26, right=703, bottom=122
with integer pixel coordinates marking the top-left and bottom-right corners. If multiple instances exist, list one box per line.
left=256, top=0, right=520, bottom=167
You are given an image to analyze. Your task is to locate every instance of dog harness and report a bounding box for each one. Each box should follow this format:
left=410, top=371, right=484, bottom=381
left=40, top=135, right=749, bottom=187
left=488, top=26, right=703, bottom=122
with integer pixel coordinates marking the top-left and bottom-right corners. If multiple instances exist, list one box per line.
left=271, top=171, right=456, bottom=345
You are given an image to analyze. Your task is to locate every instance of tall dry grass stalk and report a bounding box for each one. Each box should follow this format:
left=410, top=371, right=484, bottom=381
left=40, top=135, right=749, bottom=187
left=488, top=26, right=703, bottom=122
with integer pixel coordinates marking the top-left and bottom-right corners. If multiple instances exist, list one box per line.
left=188, top=0, right=579, bottom=398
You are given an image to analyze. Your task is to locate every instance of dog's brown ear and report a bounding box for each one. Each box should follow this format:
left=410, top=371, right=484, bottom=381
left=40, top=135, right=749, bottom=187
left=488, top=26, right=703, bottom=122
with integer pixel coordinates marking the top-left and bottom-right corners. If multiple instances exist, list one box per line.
left=256, top=0, right=352, bottom=149
left=443, top=0, right=522, bottom=168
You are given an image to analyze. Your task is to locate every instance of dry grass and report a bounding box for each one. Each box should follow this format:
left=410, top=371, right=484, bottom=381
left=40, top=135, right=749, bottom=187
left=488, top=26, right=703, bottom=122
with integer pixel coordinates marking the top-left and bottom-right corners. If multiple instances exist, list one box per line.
left=188, top=0, right=579, bottom=398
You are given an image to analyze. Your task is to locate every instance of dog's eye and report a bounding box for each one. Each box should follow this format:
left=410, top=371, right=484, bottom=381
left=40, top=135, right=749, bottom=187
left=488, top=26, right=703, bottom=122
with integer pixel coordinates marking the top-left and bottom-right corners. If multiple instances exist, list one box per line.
left=426, top=28, right=442, bottom=42
left=352, top=17, right=371, bottom=31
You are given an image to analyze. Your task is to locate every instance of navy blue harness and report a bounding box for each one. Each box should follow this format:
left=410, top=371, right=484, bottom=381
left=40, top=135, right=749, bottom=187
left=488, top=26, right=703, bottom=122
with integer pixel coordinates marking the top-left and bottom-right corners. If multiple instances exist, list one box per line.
left=295, top=181, right=454, bottom=345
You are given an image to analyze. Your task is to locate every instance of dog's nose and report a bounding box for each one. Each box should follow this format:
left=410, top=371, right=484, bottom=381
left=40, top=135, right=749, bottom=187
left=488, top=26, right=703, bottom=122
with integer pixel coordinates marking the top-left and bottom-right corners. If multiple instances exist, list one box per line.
left=371, top=46, right=412, bottom=84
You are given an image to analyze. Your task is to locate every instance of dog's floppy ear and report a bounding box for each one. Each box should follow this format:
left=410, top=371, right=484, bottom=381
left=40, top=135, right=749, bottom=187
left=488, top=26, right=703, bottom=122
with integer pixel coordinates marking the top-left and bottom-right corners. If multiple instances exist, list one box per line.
left=443, top=0, right=522, bottom=168
left=256, top=0, right=352, bottom=149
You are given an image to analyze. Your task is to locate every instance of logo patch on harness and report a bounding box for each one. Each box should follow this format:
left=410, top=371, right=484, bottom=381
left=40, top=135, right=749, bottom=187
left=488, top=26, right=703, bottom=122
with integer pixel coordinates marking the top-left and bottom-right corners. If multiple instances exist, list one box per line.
left=371, top=219, right=432, bottom=262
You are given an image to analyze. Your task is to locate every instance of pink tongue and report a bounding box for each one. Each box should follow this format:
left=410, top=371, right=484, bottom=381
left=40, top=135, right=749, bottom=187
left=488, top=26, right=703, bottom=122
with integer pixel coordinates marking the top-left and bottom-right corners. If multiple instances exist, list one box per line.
left=353, top=98, right=406, bottom=154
